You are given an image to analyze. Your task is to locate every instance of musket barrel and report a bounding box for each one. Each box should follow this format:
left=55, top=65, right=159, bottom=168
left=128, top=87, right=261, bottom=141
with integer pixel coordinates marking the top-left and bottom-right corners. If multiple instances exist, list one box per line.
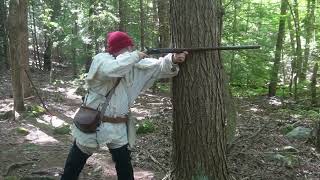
left=146, top=45, right=261, bottom=54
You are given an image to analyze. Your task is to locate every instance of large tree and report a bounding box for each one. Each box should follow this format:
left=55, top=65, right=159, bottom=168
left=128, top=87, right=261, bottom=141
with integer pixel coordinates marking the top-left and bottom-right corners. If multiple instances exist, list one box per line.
left=43, top=0, right=61, bottom=71
left=0, top=0, right=8, bottom=69
left=8, top=0, right=28, bottom=112
left=157, top=0, right=170, bottom=48
left=268, top=0, right=288, bottom=97
left=301, top=0, right=316, bottom=80
left=170, top=0, right=229, bottom=179
left=118, top=0, right=128, bottom=31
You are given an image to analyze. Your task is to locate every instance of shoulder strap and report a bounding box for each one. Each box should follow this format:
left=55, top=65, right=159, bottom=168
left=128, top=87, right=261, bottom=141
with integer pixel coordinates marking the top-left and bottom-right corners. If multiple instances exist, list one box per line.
left=100, top=77, right=122, bottom=118
left=104, top=78, right=121, bottom=99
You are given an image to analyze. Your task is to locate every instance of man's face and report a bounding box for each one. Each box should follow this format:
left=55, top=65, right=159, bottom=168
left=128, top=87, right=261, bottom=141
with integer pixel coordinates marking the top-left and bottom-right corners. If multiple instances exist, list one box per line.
left=127, top=46, right=134, bottom=52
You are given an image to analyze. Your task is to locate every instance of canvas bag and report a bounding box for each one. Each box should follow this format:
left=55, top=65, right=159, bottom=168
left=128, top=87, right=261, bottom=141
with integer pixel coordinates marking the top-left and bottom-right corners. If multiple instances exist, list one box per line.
left=73, top=78, right=121, bottom=133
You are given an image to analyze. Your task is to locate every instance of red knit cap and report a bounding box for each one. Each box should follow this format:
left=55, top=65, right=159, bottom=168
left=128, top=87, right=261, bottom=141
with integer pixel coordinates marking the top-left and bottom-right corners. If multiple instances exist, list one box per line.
left=106, top=31, right=134, bottom=54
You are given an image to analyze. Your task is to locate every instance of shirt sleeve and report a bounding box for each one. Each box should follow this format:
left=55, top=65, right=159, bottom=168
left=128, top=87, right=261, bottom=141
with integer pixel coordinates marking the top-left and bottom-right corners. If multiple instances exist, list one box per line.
left=134, top=53, right=179, bottom=79
left=97, top=51, right=140, bottom=78
left=126, top=53, right=180, bottom=105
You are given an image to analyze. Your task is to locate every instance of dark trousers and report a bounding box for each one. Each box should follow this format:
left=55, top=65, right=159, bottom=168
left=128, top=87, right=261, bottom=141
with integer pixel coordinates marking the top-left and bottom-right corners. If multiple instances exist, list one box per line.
left=60, top=142, right=134, bottom=180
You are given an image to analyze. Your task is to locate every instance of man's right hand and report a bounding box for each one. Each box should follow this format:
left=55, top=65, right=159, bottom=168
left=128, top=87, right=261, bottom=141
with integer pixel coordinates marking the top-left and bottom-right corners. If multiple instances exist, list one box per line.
left=138, top=52, right=148, bottom=59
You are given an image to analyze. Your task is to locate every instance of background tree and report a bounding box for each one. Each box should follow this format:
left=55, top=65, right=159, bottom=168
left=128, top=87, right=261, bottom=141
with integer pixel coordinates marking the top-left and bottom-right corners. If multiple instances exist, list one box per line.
left=157, top=0, right=170, bottom=48
left=0, top=0, right=8, bottom=70
left=43, top=0, right=62, bottom=71
left=268, top=0, right=288, bottom=97
left=301, top=0, right=316, bottom=80
left=118, top=0, right=128, bottom=31
left=139, top=0, right=145, bottom=50
left=171, top=0, right=229, bottom=179
left=8, top=0, right=28, bottom=112
left=310, top=63, right=318, bottom=106
left=290, top=0, right=303, bottom=99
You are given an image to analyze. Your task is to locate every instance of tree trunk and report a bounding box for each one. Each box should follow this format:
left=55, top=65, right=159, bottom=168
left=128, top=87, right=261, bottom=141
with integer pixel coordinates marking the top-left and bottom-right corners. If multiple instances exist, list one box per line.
left=20, top=0, right=31, bottom=97
left=310, top=63, right=318, bottom=106
left=43, top=38, right=52, bottom=71
left=139, top=0, right=145, bottom=50
left=171, top=0, right=229, bottom=179
left=0, top=0, right=8, bottom=70
left=84, top=0, right=94, bottom=70
left=151, top=0, right=159, bottom=47
left=29, top=4, right=36, bottom=68
left=43, top=0, right=61, bottom=72
left=301, top=0, right=315, bottom=80
left=31, top=1, right=41, bottom=69
left=8, top=0, right=26, bottom=112
left=118, top=0, right=128, bottom=31
left=268, top=0, right=288, bottom=97
left=157, top=0, right=169, bottom=48
left=287, top=15, right=296, bottom=96
left=72, top=12, right=78, bottom=77
left=230, top=0, right=238, bottom=83
left=292, top=0, right=303, bottom=84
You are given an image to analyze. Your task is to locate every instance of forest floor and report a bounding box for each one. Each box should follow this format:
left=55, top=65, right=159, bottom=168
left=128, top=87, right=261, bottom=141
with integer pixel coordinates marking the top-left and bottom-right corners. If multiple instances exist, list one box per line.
left=0, top=65, right=320, bottom=180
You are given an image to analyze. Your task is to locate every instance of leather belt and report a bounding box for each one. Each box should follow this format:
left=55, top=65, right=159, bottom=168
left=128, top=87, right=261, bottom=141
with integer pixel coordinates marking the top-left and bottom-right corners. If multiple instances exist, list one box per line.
left=101, top=116, right=128, bottom=123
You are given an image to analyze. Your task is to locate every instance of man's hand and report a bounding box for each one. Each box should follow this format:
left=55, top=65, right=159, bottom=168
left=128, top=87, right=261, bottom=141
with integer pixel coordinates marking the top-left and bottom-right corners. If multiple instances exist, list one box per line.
left=173, top=51, right=188, bottom=64
left=138, top=52, right=148, bottom=59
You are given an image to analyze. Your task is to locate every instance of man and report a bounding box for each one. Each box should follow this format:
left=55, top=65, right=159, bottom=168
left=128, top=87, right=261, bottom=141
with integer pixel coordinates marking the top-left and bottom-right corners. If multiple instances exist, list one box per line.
left=61, top=31, right=187, bottom=180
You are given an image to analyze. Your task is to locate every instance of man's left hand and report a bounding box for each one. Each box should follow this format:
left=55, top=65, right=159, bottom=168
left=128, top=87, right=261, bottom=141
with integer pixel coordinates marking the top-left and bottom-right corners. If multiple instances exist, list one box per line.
left=173, top=51, right=188, bottom=64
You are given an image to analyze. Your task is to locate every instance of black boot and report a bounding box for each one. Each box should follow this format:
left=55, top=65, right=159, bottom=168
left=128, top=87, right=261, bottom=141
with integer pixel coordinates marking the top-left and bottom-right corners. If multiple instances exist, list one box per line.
left=60, top=141, right=91, bottom=180
left=109, top=144, right=134, bottom=180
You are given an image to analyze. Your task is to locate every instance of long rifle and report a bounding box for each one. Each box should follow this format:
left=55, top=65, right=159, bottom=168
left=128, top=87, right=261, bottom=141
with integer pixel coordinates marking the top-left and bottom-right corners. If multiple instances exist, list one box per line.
left=146, top=45, right=260, bottom=54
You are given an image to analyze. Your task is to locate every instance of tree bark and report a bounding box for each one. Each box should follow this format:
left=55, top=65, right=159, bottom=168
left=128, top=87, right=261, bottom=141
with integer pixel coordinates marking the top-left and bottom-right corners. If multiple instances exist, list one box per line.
left=230, top=0, right=238, bottom=83
left=8, top=0, right=26, bottom=112
left=157, top=0, right=169, bottom=48
left=43, top=38, right=52, bottom=71
left=171, top=0, right=229, bottom=179
left=139, top=0, right=145, bottom=50
left=118, top=0, right=128, bottom=31
left=292, top=0, right=303, bottom=83
left=310, top=63, right=318, bottom=106
left=287, top=14, right=295, bottom=96
left=31, top=1, right=41, bottom=69
left=301, top=0, right=315, bottom=80
left=43, top=0, right=61, bottom=71
left=268, top=0, right=288, bottom=97
left=20, top=0, right=31, bottom=97
left=151, top=0, right=159, bottom=47
left=0, top=0, right=8, bottom=69
left=72, top=10, right=79, bottom=77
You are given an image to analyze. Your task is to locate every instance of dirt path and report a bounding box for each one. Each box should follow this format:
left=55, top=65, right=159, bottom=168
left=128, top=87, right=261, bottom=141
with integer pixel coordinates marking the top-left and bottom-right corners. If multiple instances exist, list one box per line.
left=0, top=69, right=171, bottom=180
left=1, top=68, right=320, bottom=180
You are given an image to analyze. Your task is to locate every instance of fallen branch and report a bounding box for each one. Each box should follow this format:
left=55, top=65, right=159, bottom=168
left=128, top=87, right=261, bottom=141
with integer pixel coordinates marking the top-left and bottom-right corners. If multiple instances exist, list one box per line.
left=18, top=176, right=56, bottom=180
left=24, top=96, right=36, bottom=100
left=161, top=169, right=174, bottom=180
left=25, top=69, right=78, bottom=124
left=143, top=150, right=167, bottom=172
left=228, top=119, right=271, bottom=153
left=24, top=69, right=52, bottom=115
left=4, top=161, right=35, bottom=176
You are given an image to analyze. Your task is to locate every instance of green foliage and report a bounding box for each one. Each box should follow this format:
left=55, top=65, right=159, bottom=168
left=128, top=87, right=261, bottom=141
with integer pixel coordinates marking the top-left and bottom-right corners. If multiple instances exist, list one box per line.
left=16, top=127, right=30, bottom=136
left=280, top=124, right=294, bottom=135
left=25, top=0, right=320, bottom=106
left=154, top=82, right=170, bottom=93
left=136, top=120, right=155, bottom=134
left=268, top=153, right=299, bottom=168
left=277, top=107, right=320, bottom=121
left=23, top=143, right=39, bottom=152
left=231, top=86, right=268, bottom=97
left=25, top=105, right=46, bottom=118
left=53, top=124, right=71, bottom=135
left=4, top=176, right=19, bottom=180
